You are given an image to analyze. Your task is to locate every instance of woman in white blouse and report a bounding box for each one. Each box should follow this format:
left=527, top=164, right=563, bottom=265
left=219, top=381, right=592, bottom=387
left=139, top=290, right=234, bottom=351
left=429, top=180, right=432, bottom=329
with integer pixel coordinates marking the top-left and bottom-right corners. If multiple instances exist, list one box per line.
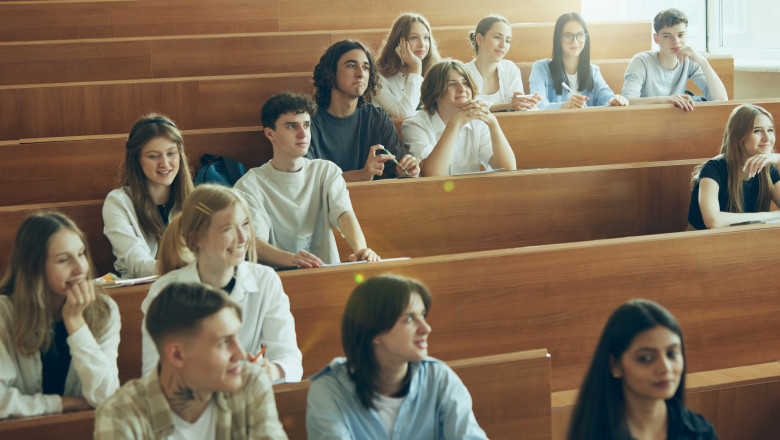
left=465, top=15, right=541, bottom=112
left=0, top=212, right=120, bottom=419
left=372, top=13, right=441, bottom=118
left=140, top=184, right=303, bottom=383
left=102, top=113, right=194, bottom=279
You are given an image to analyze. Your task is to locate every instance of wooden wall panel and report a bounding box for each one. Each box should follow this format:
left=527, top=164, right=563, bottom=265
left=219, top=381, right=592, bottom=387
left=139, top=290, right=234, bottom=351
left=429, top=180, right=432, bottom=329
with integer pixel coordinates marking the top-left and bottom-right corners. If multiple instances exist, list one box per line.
left=0, top=74, right=311, bottom=140
left=110, top=0, right=279, bottom=37
left=496, top=99, right=779, bottom=169
left=0, top=22, right=650, bottom=85
left=278, top=0, right=580, bottom=31
left=274, top=226, right=780, bottom=388
left=0, top=129, right=270, bottom=206
left=195, top=74, right=312, bottom=128
left=150, top=34, right=329, bottom=78
left=0, top=3, right=112, bottom=42
left=0, top=40, right=153, bottom=85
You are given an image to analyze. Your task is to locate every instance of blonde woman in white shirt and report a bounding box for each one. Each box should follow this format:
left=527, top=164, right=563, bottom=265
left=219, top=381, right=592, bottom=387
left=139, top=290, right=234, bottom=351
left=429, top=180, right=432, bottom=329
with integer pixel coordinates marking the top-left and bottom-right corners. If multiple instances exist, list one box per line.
left=140, top=184, right=303, bottom=383
left=102, top=114, right=194, bottom=279
left=372, top=13, right=441, bottom=117
left=465, top=15, right=541, bottom=112
left=0, top=212, right=120, bottom=419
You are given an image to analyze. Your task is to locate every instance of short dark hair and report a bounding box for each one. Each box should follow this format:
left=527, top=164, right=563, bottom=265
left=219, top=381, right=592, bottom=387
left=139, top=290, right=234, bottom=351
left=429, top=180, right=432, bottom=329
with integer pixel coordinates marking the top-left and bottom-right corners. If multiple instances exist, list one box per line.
left=654, top=8, right=688, bottom=33
left=261, top=92, right=317, bottom=130
left=146, top=282, right=242, bottom=354
left=341, top=274, right=432, bottom=410
left=566, top=299, right=686, bottom=440
left=312, top=40, right=379, bottom=109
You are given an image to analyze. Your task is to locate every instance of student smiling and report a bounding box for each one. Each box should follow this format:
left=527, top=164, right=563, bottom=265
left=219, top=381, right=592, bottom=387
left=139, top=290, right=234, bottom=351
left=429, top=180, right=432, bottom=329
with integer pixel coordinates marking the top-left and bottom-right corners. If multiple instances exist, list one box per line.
left=102, top=114, right=194, bottom=278
left=464, top=15, right=541, bottom=112
left=402, top=59, right=516, bottom=176
left=140, top=184, right=302, bottom=383
left=306, top=274, right=487, bottom=440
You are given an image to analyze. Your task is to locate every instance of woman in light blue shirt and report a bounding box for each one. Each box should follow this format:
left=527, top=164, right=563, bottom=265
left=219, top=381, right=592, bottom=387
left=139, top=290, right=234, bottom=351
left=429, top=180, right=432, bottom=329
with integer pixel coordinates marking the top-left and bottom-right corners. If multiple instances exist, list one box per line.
left=306, top=274, right=487, bottom=440
left=529, top=12, right=628, bottom=110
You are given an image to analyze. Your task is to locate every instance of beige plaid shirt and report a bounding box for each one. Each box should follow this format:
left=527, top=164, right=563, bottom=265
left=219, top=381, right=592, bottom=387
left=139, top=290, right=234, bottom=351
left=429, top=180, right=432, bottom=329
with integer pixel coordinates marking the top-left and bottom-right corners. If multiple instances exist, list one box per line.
left=94, top=363, right=288, bottom=439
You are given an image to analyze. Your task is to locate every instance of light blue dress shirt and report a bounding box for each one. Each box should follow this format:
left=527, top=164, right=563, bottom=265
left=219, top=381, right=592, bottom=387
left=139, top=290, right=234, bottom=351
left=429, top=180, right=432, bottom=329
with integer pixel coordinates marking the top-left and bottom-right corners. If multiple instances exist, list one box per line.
left=306, top=357, right=488, bottom=440
left=529, top=58, right=617, bottom=109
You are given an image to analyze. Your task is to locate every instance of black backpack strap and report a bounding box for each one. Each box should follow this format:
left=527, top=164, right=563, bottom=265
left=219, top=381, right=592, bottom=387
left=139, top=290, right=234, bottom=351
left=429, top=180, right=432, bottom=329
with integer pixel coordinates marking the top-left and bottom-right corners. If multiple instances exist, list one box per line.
left=200, top=153, right=219, bottom=167
left=220, top=156, right=246, bottom=184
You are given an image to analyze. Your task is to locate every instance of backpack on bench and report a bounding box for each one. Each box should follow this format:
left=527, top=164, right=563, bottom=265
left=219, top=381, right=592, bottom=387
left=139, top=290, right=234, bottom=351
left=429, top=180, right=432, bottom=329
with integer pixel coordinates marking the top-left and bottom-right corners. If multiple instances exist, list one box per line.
left=193, top=154, right=248, bottom=187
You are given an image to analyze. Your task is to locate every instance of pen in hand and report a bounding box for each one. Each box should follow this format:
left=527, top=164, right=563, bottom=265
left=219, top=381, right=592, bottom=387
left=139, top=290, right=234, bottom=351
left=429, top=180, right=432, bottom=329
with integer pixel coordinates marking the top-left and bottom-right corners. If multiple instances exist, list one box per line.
left=378, top=148, right=409, bottom=175
left=248, top=344, right=267, bottom=363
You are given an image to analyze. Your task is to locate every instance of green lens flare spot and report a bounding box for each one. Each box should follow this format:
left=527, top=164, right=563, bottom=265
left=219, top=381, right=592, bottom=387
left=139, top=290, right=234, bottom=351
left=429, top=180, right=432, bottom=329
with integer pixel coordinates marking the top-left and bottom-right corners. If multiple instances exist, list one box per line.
left=443, top=180, right=455, bottom=192
left=354, top=274, right=364, bottom=283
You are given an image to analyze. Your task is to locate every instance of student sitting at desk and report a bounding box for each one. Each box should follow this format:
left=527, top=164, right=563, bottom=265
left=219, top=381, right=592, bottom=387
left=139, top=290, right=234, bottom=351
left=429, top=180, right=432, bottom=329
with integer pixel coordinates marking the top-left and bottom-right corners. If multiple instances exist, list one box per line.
left=234, top=92, right=381, bottom=268
left=402, top=59, right=516, bottom=176
left=373, top=13, right=441, bottom=118
left=567, top=299, right=717, bottom=440
left=141, top=184, right=303, bottom=383
left=464, top=14, right=541, bottom=112
left=529, top=12, right=628, bottom=110
left=0, top=212, right=120, bottom=419
left=306, top=274, right=487, bottom=439
left=688, top=104, right=778, bottom=229
left=621, top=8, right=728, bottom=112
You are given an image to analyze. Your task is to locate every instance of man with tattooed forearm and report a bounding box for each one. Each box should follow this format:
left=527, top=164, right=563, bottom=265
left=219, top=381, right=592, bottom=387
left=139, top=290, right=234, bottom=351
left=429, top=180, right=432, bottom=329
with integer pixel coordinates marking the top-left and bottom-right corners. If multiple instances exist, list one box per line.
left=94, top=283, right=289, bottom=439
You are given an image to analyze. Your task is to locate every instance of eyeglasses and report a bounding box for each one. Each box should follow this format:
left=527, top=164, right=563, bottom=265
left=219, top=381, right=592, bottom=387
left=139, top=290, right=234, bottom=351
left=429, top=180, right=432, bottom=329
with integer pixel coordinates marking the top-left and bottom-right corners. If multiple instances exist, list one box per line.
left=561, top=32, right=588, bottom=44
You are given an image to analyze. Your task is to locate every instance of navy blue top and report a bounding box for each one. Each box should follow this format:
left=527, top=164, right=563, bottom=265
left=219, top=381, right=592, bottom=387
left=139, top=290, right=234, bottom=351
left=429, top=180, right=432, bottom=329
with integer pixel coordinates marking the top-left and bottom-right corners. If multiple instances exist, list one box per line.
left=41, top=321, right=71, bottom=395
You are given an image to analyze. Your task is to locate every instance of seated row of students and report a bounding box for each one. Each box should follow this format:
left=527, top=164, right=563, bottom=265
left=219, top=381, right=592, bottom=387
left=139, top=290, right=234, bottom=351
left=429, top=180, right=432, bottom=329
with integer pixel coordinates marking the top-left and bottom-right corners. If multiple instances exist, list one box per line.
left=374, top=9, right=727, bottom=118
left=101, top=99, right=775, bottom=278
left=0, top=229, right=717, bottom=440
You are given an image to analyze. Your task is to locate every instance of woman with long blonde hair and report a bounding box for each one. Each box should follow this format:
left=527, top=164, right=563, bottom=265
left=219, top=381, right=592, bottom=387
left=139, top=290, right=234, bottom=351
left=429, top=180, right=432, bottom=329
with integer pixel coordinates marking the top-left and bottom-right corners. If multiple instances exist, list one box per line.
left=688, top=104, right=778, bottom=229
left=102, top=113, right=194, bottom=278
left=140, top=184, right=302, bottom=382
left=372, top=13, right=441, bottom=117
left=0, top=212, right=120, bottom=418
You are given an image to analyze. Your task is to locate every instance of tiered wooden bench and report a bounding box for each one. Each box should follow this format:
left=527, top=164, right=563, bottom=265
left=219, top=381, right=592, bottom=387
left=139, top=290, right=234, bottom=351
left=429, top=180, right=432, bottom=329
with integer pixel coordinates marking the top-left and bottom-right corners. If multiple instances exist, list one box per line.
left=0, top=22, right=650, bottom=85
left=0, top=349, right=552, bottom=440
left=104, top=225, right=780, bottom=388
left=0, top=158, right=700, bottom=276
left=5, top=99, right=775, bottom=206
left=0, top=0, right=578, bottom=42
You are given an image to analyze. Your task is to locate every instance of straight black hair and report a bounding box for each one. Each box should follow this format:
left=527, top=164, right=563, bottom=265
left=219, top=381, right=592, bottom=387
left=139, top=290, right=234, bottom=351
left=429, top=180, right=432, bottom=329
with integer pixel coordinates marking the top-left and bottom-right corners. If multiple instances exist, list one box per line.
left=567, top=299, right=686, bottom=440
left=549, top=12, right=593, bottom=96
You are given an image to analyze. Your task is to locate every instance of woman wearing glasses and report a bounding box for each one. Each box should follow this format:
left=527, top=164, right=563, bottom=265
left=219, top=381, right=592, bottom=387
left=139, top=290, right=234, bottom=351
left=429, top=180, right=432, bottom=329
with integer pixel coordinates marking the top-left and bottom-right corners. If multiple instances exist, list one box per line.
left=529, top=12, right=628, bottom=110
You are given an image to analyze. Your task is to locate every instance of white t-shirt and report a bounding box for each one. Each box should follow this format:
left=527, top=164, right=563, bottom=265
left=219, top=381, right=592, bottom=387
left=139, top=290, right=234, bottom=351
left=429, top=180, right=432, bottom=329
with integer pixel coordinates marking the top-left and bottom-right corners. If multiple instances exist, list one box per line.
left=464, top=59, right=525, bottom=107
left=401, top=110, right=494, bottom=175
left=234, top=159, right=354, bottom=265
left=565, top=72, right=579, bottom=92
left=373, top=393, right=405, bottom=437
left=373, top=71, right=424, bottom=118
left=168, top=399, right=217, bottom=440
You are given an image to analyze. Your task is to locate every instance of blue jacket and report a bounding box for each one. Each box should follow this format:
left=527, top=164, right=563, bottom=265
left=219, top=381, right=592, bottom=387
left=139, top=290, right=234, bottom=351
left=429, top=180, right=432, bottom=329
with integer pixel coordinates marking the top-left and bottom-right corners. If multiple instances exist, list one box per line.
left=306, top=357, right=488, bottom=440
left=529, top=58, right=617, bottom=109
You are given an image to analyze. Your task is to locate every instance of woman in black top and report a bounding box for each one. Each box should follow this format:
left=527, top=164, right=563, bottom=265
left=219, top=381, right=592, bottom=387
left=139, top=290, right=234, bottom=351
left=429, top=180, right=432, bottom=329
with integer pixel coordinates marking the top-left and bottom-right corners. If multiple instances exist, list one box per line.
left=567, top=299, right=717, bottom=440
left=688, top=104, right=777, bottom=229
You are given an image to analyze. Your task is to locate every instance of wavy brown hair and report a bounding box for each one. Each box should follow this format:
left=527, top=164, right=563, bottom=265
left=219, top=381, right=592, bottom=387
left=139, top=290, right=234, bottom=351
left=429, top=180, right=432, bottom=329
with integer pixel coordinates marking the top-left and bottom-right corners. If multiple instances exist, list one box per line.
left=313, top=40, right=379, bottom=109
left=119, top=113, right=194, bottom=243
left=376, top=12, right=441, bottom=79
left=420, top=59, right=479, bottom=115
left=0, top=212, right=111, bottom=355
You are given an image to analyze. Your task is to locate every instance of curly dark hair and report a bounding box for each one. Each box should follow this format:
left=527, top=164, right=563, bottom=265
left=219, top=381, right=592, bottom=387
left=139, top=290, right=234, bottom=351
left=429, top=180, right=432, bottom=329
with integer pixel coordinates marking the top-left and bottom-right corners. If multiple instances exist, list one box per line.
left=312, top=40, right=380, bottom=109
left=260, top=92, right=317, bottom=129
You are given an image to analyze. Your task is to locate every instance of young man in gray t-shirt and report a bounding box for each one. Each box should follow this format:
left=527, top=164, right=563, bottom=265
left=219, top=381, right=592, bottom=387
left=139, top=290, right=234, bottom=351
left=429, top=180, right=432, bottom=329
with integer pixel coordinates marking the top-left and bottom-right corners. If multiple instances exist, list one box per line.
left=622, top=8, right=728, bottom=111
